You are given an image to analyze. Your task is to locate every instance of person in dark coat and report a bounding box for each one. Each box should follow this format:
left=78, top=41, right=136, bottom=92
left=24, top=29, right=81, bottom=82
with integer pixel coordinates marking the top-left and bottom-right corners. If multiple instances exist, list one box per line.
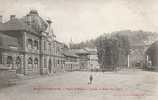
left=89, top=74, right=93, bottom=84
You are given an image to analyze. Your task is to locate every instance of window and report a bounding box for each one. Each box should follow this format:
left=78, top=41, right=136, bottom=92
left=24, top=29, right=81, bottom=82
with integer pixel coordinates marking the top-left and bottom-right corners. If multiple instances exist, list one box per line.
left=7, top=56, right=13, bottom=68
left=44, top=41, right=46, bottom=50
left=34, top=58, right=38, bottom=72
left=48, top=43, right=51, bottom=53
left=34, top=40, right=38, bottom=50
left=34, top=58, right=38, bottom=64
left=28, top=57, right=33, bottom=69
left=7, top=56, right=13, bottom=64
left=57, top=60, right=59, bottom=64
left=0, top=53, right=2, bottom=64
left=44, top=58, right=47, bottom=67
left=16, top=56, right=21, bottom=64
left=16, top=56, right=22, bottom=74
left=27, top=39, right=33, bottom=49
left=28, top=57, right=33, bottom=64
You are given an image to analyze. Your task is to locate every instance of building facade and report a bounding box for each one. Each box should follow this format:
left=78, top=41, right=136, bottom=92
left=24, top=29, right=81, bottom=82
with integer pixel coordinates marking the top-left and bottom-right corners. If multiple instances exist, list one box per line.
left=0, top=10, right=94, bottom=81
left=0, top=10, right=65, bottom=76
left=72, top=49, right=90, bottom=70
left=63, top=49, right=80, bottom=71
left=85, top=48, right=99, bottom=70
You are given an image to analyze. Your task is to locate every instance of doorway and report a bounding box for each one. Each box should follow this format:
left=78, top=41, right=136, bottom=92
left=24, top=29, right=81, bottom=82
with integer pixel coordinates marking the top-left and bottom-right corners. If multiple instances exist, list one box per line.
left=16, top=56, right=22, bottom=74
left=48, top=59, right=52, bottom=74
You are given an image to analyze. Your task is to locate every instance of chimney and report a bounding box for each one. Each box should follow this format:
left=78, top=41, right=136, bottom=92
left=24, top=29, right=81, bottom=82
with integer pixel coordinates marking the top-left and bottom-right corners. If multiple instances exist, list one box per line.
left=10, top=15, right=16, bottom=20
left=29, top=10, right=39, bottom=16
left=46, top=19, right=52, bottom=35
left=0, top=15, right=2, bottom=23
left=26, top=14, right=31, bottom=25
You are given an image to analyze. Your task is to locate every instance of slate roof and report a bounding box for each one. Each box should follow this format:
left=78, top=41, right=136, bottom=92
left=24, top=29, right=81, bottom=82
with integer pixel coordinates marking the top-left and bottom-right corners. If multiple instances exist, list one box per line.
left=0, top=10, right=48, bottom=35
left=84, top=48, right=97, bottom=55
left=0, top=22, right=5, bottom=30
left=0, top=32, right=19, bottom=49
left=63, top=50, right=78, bottom=58
left=72, top=49, right=90, bottom=55
left=0, top=18, right=37, bottom=34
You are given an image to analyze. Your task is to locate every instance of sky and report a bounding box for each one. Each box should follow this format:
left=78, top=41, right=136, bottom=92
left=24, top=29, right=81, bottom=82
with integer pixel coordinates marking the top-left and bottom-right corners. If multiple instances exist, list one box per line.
left=0, top=0, right=158, bottom=44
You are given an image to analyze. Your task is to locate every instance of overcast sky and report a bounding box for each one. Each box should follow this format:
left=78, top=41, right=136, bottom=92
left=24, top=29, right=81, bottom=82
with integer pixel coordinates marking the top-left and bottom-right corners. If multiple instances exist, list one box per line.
left=0, top=0, right=158, bottom=44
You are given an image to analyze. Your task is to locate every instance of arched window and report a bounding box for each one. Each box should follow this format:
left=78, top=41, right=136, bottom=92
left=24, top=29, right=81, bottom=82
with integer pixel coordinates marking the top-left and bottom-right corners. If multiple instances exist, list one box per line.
left=28, top=57, right=33, bottom=70
left=16, top=56, right=21, bottom=64
left=34, top=40, right=38, bottom=50
left=7, top=56, right=13, bottom=64
left=16, top=56, right=22, bottom=74
left=27, top=39, right=33, bottom=49
left=28, top=57, right=33, bottom=64
left=34, top=58, right=38, bottom=72
left=7, top=56, right=13, bottom=68
left=34, top=58, right=38, bottom=64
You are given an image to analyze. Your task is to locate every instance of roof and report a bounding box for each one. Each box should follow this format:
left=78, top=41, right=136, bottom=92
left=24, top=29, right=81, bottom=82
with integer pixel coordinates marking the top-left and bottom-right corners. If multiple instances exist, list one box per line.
left=0, top=22, right=5, bottom=30
left=71, top=49, right=90, bottom=55
left=84, top=48, right=97, bottom=55
left=0, top=18, right=37, bottom=34
left=0, top=10, right=48, bottom=35
left=54, top=40, right=67, bottom=47
left=63, top=50, right=78, bottom=58
left=0, top=32, right=19, bottom=49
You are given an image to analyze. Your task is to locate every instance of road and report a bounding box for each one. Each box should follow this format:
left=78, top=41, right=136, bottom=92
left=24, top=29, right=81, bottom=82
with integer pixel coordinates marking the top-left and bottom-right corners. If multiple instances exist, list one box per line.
left=0, top=70, right=158, bottom=100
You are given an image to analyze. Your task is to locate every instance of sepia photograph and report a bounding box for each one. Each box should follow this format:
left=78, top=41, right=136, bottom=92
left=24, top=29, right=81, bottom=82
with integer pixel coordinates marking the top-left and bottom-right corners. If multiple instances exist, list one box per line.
left=0, top=0, right=158, bottom=100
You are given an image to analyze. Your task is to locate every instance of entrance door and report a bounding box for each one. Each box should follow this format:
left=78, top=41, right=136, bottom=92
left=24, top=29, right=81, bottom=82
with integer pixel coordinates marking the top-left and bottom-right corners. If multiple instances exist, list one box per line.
left=16, top=56, right=22, bottom=74
left=48, top=59, right=52, bottom=73
left=7, top=56, right=13, bottom=68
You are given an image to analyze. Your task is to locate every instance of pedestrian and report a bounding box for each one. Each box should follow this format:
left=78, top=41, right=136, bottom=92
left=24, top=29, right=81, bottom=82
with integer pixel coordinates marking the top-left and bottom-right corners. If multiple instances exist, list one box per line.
left=89, top=74, right=93, bottom=84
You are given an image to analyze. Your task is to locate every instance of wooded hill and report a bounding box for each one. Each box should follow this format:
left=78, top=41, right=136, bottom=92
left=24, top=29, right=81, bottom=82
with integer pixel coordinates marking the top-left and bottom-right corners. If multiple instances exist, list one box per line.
left=70, top=30, right=158, bottom=69
left=70, top=30, right=158, bottom=49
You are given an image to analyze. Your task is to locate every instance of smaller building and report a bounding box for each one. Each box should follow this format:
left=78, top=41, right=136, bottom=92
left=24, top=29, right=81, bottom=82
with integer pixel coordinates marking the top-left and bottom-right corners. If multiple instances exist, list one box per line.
left=63, top=50, right=79, bottom=71
left=84, top=48, right=99, bottom=70
left=71, top=49, right=90, bottom=70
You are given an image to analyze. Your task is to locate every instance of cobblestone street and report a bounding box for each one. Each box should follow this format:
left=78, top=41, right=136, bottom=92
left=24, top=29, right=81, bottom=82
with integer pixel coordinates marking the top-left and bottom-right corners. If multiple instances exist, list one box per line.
left=0, top=70, right=158, bottom=100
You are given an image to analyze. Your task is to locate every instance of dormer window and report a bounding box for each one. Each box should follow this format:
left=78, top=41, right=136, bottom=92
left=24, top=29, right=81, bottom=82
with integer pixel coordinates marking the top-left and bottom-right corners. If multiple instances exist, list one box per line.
left=34, top=40, right=38, bottom=50
left=27, top=39, right=33, bottom=49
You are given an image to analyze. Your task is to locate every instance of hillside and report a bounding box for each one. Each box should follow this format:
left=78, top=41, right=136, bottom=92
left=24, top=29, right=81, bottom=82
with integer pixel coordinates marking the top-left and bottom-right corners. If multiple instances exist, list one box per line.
left=70, top=30, right=158, bottom=49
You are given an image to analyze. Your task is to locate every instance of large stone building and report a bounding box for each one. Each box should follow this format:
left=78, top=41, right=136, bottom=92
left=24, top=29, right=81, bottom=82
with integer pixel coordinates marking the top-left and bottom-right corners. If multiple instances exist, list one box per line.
left=0, top=10, right=94, bottom=84
left=0, top=10, right=66, bottom=77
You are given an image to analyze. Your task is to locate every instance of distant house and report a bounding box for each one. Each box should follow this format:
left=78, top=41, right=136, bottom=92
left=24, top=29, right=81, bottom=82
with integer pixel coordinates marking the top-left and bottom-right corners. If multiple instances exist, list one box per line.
left=70, top=49, right=90, bottom=70
left=63, top=50, right=79, bottom=71
left=84, top=48, right=99, bottom=70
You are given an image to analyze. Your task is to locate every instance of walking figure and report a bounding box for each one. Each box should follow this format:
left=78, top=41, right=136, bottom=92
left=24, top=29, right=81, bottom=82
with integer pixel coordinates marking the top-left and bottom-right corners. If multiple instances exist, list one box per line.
left=89, top=74, right=93, bottom=84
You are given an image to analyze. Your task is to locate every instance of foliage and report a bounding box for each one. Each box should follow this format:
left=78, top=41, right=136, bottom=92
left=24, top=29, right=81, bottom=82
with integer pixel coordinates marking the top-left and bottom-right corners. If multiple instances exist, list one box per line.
left=70, top=30, right=158, bottom=69
left=96, top=33, right=130, bottom=69
left=70, top=39, right=96, bottom=49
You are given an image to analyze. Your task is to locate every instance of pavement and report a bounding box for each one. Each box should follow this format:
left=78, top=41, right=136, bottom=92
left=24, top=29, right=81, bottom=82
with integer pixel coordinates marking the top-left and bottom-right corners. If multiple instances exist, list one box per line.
left=0, top=70, right=158, bottom=100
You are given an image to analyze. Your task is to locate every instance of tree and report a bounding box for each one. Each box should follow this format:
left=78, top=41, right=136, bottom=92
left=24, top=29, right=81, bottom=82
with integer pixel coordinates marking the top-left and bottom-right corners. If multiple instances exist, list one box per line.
left=96, top=33, right=130, bottom=70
